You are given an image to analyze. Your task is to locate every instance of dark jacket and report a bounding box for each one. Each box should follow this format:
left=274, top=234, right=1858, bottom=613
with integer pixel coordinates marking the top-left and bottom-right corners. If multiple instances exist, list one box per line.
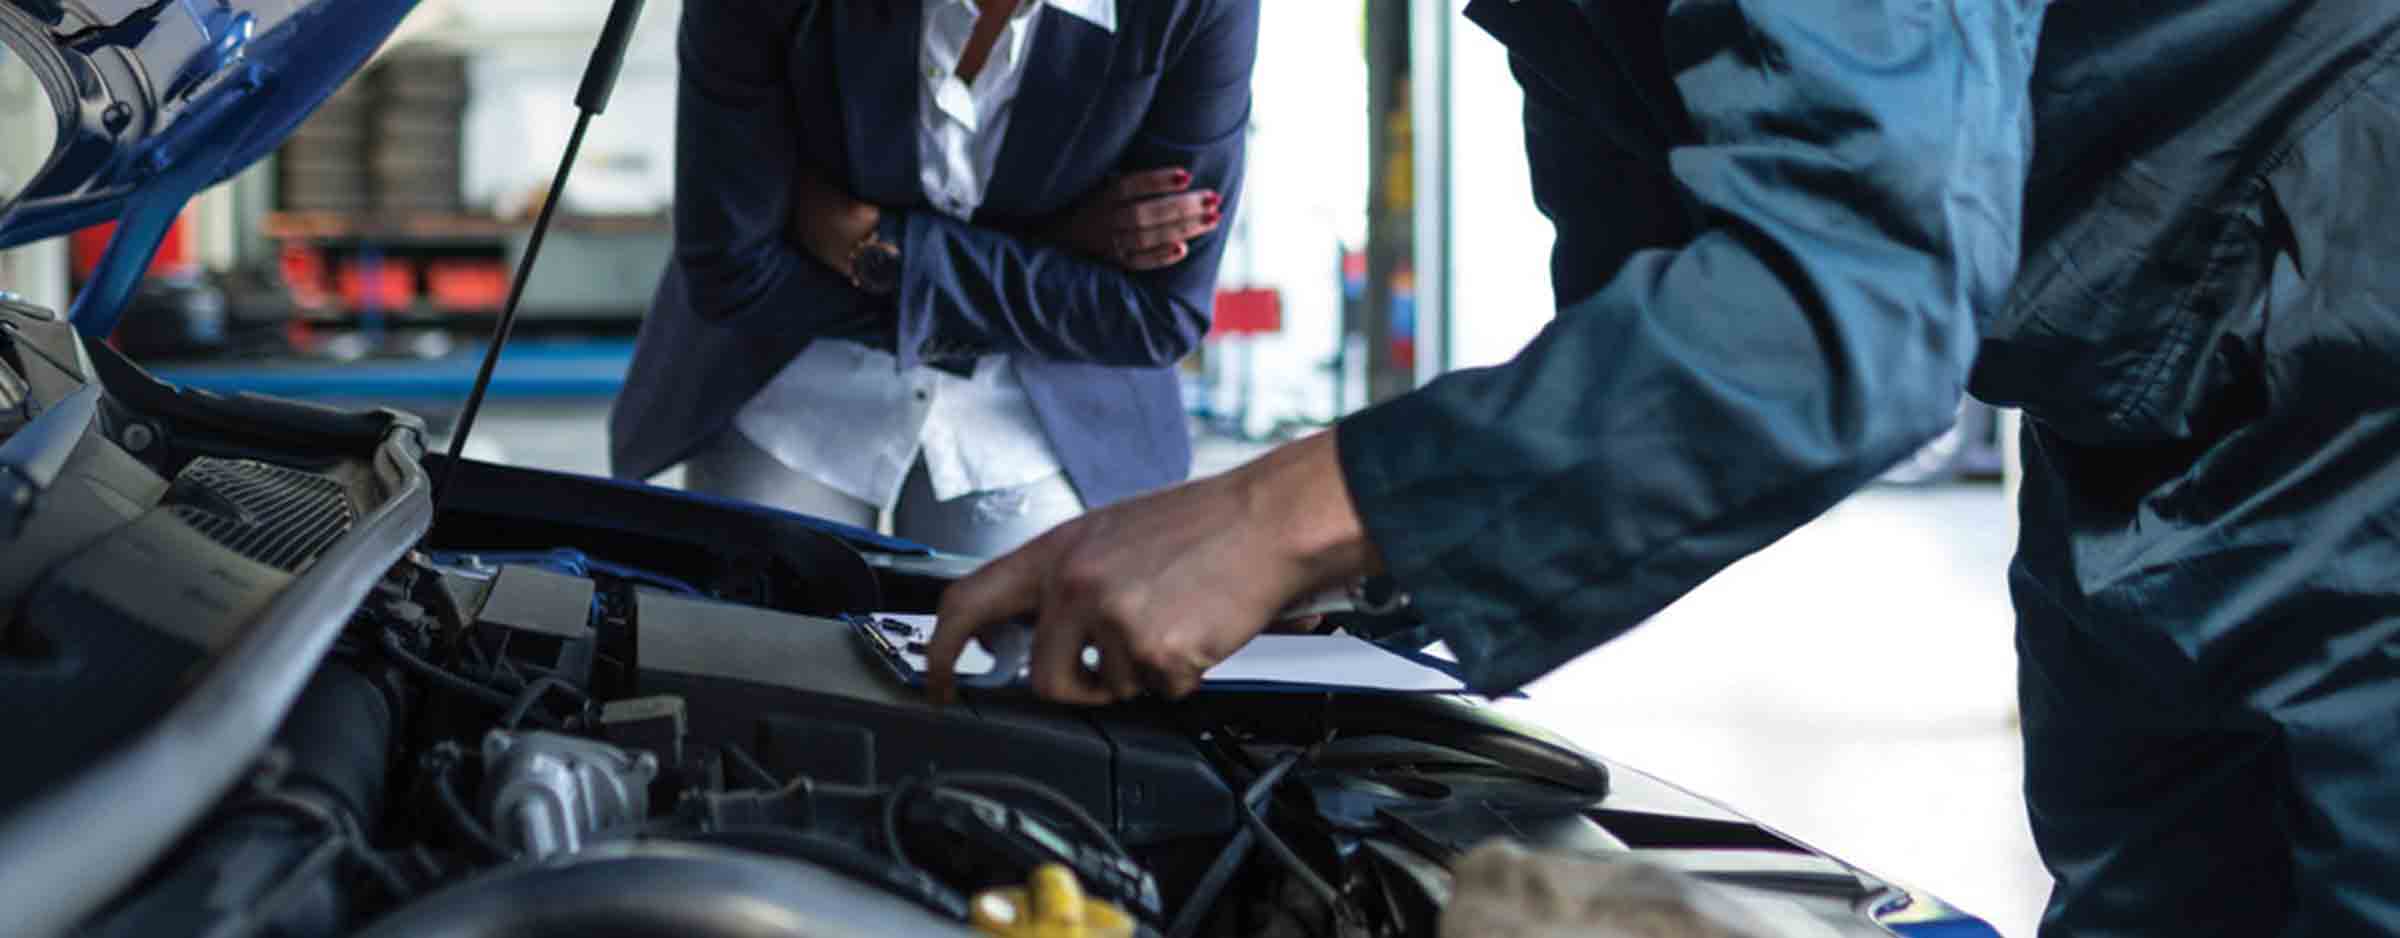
left=1338, top=0, right=2400, bottom=697
left=609, top=0, right=1257, bottom=509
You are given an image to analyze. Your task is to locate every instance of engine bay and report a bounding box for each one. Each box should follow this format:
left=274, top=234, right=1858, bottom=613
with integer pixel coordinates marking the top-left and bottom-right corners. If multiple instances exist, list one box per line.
left=0, top=294, right=1916, bottom=938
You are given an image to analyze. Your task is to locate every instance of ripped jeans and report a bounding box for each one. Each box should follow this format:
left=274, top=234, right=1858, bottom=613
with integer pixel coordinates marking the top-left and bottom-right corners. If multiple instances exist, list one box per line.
left=683, top=430, right=1085, bottom=558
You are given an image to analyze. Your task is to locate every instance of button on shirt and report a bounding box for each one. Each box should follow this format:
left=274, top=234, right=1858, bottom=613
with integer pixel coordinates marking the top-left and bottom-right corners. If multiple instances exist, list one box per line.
left=735, top=0, right=1118, bottom=509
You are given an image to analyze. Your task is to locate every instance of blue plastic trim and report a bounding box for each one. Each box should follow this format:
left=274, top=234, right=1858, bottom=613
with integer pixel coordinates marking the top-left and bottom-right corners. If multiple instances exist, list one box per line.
left=587, top=470, right=934, bottom=557
left=425, top=547, right=705, bottom=598
left=143, top=340, right=637, bottom=401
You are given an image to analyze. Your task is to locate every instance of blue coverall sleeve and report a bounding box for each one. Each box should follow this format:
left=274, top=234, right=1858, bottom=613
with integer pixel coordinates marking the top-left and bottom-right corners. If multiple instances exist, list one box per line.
left=887, top=0, right=1257, bottom=370
left=1336, top=0, right=2040, bottom=693
left=668, top=0, right=882, bottom=338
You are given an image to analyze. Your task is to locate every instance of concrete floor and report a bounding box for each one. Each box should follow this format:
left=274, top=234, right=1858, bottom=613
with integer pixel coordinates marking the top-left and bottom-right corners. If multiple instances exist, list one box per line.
left=464, top=402, right=2050, bottom=938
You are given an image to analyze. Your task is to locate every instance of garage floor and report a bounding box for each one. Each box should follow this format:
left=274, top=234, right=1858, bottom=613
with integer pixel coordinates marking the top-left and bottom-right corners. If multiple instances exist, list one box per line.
left=465, top=402, right=2050, bottom=938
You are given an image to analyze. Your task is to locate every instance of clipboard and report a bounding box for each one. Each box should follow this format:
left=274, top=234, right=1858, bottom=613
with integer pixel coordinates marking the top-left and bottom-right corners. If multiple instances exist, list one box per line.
left=847, top=613, right=1471, bottom=695
left=849, top=613, right=1030, bottom=690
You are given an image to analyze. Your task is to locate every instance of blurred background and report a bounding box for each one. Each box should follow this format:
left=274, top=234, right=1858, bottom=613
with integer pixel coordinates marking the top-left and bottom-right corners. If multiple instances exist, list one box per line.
left=0, top=2, right=2044, bottom=934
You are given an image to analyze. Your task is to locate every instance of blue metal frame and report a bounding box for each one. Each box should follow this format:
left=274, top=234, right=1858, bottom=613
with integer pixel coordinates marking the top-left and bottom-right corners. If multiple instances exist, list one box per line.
left=0, top=0, right=421, bottom=336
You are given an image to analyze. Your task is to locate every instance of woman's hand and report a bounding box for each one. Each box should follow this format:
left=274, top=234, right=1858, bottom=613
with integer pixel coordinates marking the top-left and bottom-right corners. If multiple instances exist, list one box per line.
left=1050, top=168, right=1222, bottom=272
left=790, top=167, right=882, bottom=280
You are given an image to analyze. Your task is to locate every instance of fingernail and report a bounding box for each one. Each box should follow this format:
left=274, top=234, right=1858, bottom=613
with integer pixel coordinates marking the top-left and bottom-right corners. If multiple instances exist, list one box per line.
left=1204, top=210, right=1222, bottom=225
left=1203, top=192, right=1221, bottom=207
left=1173, top=170, right=1192, bottom=185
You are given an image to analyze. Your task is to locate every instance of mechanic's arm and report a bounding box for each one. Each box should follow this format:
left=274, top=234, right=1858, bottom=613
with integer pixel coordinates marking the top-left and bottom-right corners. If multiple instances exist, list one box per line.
left=927, top=0, right=2039, bottom=705
left=1335, top=0, right=2040, bottom=692
left=883, top=0, right=1257, bottom=371
left=667, top=0, right=882, bottom=339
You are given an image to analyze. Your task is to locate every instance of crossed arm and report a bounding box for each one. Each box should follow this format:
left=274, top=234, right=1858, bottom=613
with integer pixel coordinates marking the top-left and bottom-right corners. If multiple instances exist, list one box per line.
left=671, top=0, right=1256, bottom=369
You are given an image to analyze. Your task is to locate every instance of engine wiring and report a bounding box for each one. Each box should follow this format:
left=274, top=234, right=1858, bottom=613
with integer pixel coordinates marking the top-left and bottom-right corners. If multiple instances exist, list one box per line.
left=719, top=742, right=782, bottom=791
left=377, top=628, right=517, bottom=715
left=343, top=558, right=1394, bottom=936
left=424, top=744, right=516, bottom=863
left=234, top=788, right=416, bottom=903
left=927, top=771, right=1131, bottom=864
left=1168, top=749, right=1298, bottom=938
left=499, top=676, right=589, bottom=731
left=1238, top=770, right=1347, bottom=921
left=881, top=775, right=924, bottom=868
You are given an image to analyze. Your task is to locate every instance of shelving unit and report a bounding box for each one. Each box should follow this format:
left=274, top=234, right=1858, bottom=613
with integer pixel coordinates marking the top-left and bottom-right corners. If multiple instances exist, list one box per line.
left=262, top=210, right=669, bottom=330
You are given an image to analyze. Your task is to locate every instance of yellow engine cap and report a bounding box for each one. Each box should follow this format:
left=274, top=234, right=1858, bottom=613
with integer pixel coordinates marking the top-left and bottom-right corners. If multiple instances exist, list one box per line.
left=970, top=864, right=1134, bottom=938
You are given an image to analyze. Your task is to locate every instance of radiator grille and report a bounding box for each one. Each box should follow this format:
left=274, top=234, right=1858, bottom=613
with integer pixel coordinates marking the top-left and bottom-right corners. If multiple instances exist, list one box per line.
left=164, top=458, right=356, bottom=572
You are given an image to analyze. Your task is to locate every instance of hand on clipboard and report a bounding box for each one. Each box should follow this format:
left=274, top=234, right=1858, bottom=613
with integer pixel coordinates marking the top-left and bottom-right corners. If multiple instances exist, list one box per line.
left=852, top=583, right=1456, bottom=699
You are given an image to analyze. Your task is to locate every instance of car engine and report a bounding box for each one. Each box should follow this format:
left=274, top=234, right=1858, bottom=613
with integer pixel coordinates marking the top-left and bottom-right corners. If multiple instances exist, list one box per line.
left=0, top=296, right=1655, bottom=938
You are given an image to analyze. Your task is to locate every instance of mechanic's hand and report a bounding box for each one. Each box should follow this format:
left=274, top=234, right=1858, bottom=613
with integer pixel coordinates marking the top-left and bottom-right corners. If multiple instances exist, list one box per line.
left=1049, top=168, right=1222, bottom=272
left=790, top=166, right=881, bottom=279
left=927, top=432, right=1379, bottom=706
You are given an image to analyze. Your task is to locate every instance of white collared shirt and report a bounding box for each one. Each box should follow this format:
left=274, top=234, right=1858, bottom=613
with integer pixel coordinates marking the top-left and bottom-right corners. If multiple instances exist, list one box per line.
left=735, top=0, right=1117, bottom=509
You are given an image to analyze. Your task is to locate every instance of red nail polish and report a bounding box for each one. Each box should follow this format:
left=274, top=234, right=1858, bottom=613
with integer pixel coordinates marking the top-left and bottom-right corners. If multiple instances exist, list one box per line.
left=1173, top=170, right=1192, bottom=185
left=1203, top=192, right=1221, bottom=206
left=1204, top=210, right=1222, bottom=225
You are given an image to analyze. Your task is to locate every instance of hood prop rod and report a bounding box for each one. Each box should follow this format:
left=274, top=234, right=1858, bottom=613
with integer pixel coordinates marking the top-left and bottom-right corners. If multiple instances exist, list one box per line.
left=432, top=0, right=649, bottom=510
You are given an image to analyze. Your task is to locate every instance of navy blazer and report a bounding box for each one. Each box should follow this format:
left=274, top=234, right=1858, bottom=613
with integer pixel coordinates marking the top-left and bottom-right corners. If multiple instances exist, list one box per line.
left=610, top=0, right=1256, bottom=509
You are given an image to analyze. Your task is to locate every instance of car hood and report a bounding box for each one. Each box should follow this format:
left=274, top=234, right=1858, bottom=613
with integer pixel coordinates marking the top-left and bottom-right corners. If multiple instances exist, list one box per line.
left=0, top=0, right=416, bottom=333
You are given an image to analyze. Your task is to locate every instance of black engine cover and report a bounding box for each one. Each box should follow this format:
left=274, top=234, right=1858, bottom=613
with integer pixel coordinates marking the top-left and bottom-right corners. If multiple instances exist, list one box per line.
left=631, top=590, right=1236, bottom=846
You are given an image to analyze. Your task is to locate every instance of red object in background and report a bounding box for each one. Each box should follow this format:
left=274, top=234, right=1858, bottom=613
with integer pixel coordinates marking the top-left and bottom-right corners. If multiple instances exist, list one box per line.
left=70, top=215, right=196, bottom=281
left=1210, top=287, right=1283, bottom=337
left=280, top=244, right=333, bottom=308
left=426, top=260, right=509, bottom=313
left=337, top=258, right=417, bottom=311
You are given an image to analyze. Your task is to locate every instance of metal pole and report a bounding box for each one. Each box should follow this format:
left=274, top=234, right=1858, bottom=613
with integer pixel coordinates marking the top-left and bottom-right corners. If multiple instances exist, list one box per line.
left=1362, top=0, right=1411, bottom=405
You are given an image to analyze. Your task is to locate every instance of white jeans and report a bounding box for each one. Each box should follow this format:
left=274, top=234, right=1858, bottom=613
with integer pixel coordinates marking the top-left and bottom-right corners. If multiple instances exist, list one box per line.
left=682, top=430, right=1084, bottom=558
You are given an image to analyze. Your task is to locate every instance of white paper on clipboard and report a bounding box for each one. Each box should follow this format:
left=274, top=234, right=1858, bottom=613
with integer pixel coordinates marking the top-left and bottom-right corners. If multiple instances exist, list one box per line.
left=868, top=613, right=1466, bottom=694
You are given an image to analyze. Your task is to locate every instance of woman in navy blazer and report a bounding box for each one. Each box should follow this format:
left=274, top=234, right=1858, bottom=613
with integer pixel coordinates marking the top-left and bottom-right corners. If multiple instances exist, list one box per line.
left=610, top=0, right=1257, bottom=553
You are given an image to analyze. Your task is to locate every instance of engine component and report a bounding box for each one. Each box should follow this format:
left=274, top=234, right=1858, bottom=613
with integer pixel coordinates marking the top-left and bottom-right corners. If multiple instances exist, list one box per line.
left=479, top=730, right=655, bottom=858
left=598, top=694, right=687, bottom=770
left=633, top=591, right=1237, bottom=844
left=472, top=564, right=597, bottom=685
left=82, top=661, right=400, bottom=937
left=970, top=864, right=1135, bottom=938
left=161, top=457, right=357, bottom=572
left=899, top=781, right=1163, bottom=922
left=353, top=841, right=979, bottom=938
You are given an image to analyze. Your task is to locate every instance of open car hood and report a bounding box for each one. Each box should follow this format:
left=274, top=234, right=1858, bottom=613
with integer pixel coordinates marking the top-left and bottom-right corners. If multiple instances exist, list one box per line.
left=0, top=0, right=416, bottom=335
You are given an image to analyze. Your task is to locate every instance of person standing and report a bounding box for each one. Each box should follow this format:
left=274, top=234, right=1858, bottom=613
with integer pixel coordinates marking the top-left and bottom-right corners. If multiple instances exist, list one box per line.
left=612, top=0, right=1258, bottom=556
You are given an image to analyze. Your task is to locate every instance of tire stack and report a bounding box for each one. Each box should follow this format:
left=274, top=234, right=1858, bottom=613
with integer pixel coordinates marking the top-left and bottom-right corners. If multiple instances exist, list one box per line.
left=275, top=51, right=467, bottom=215
left=276, top=80, right=373, bottom=213
left=368, top=51, right=469, bottom=215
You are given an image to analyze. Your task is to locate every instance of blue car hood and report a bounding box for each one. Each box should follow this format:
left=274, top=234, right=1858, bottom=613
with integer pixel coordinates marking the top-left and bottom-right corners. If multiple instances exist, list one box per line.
left=0, top=0, right=418, bottom=335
